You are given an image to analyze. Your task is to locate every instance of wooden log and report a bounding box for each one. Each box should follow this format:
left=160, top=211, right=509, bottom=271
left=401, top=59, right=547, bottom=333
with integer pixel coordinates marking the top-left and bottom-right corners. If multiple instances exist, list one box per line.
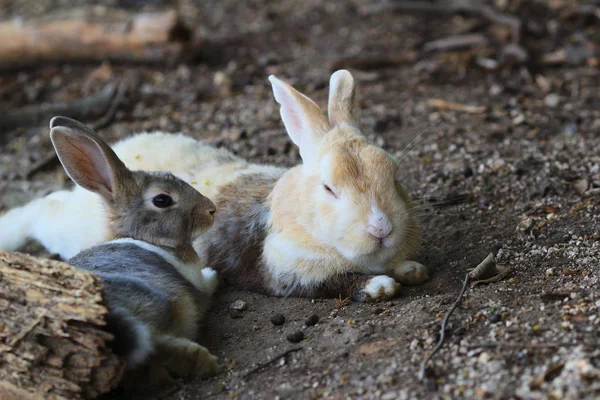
left=0, top=10, right=193, bottom=70
left=0, top=251, right=124, bottom=400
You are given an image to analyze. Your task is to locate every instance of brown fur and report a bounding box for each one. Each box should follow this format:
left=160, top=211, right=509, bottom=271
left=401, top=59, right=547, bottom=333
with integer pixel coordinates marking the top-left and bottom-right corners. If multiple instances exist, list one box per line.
left=197, top=173, right=282, bottom=292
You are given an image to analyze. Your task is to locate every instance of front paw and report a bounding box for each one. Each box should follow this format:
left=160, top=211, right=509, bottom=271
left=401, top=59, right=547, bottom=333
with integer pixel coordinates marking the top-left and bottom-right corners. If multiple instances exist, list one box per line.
left=358, top=275, right=400, bottom=302
left=393, top=260, right=429, bottom=285
left=170, top=341, right=221, bottom=378
left=155, top=337, right=222, bottom=379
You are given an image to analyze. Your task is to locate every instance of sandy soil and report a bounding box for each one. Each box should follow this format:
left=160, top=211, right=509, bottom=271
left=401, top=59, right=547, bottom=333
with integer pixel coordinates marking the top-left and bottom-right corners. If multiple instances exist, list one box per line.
left=1, top=1, right=599, bottom=399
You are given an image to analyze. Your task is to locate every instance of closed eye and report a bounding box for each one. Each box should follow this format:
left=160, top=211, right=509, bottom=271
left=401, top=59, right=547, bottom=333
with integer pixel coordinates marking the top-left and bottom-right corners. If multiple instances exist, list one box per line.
left=323, top=184, right=339, bottom=199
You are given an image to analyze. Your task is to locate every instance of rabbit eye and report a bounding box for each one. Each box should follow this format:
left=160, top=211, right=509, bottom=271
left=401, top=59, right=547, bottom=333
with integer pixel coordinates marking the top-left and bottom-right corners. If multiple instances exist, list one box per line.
left=323, top=184, right=339, bottom=199
left=152, top=194, right=174, bottom=208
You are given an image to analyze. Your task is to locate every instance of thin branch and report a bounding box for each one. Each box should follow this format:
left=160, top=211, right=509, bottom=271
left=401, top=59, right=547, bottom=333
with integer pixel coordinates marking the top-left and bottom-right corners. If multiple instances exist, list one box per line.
left=361, top=0, right=521, bottom=42
left=418, top=271, right=470, bottom=382
left=0, top=83, right=117, bottom=132
left=243, top=347, right=303, bottom=379
left=466, top=341, right=578, bottom=350
left=23, top=79, right=128, bottom=179
left=89, top=79, right=128, bottom=131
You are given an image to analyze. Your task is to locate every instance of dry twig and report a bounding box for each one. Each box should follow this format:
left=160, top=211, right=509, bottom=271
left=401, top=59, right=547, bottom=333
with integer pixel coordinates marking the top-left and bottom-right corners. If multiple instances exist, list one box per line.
left=330, top=53, right=417, bottom=71
left=361, top=0, right=521, bottom=42
left=426, top=98, right=487, bottom=114
left=23, top=79, right=129, bottom=179
left=335, top=294, right=351, bottom=308
left=1, top=83, right=117, bottom=132
left=423, top=33, right=488, bottom=53
left=418, top=271, right=470, bottom=382
left=466, top=341, right=578, bottom=349
left=243, top=347, right=303, bottom=379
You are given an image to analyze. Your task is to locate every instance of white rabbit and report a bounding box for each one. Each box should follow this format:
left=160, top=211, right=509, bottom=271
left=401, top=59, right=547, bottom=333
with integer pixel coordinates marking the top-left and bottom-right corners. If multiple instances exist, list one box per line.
left=0, top=71, right=428, bottom=302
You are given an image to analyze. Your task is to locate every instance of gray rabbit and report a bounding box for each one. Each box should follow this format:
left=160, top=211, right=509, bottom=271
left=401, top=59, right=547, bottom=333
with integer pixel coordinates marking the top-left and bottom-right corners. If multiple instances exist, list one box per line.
left=49, top=117, right=220, bottom=389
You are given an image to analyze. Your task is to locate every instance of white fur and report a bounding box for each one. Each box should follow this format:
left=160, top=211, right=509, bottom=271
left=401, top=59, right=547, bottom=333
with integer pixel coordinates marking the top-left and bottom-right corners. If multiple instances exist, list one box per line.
left=0, top=188, right=107, bottom=259
left=201, top=267, right=219, bottom=296
left=264, top=233, right=329, bottom=289
left=108, top=238, right=214, bottom=294
left=364, top=275, right=400, bottom=299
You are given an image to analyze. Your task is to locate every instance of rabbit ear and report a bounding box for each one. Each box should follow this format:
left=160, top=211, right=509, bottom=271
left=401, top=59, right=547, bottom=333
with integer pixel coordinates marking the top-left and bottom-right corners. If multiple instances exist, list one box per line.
left=268, top=75, right=331, bottom=165
left=49, top=117, right=131, bottom=202
left=328, top=70, right=359, bottom=128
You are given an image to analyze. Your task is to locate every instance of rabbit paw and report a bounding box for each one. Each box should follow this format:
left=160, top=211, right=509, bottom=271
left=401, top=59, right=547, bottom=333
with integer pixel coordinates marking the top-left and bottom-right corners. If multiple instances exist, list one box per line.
left=392, top=260, right=429, bottom=285
left=156, top=336, right=221, bottom=379
left=360, top=275, right=400, bottom=302
left=183, top=342, right=221, bottom=378
left=170, top=341, right=220, bottom=378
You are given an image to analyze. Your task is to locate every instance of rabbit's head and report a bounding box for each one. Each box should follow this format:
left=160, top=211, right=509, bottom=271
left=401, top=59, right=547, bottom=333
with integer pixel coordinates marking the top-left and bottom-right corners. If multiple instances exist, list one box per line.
left=269, top=70, right=420, bottom=265
left=49, top=117, right=216, bottom=248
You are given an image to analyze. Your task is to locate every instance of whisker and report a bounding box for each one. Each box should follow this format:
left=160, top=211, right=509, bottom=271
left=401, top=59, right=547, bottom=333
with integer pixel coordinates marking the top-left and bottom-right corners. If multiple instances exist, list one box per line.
left=396, top=120, right=442, bottom=162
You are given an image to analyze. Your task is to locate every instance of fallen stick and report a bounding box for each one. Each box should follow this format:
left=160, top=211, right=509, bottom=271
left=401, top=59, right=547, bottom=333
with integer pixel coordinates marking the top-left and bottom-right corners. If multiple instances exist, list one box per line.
left=23, top=79, right=129, bottom=179
left=0, top=251, right=124, bottom=399
left=88, top=78, right=129, bottom=131
left=0, top=10, right=193, bottom=70
left=423, top=33, right=488, bottom=53
left=418, top=271, right=470, bottom=382
left=426, top=98, right=487, bottom=114
left=329, top=53, right=417, bottom=71
left=361, top=0, right=521, bottom=42
left=466, top=341, right=578, bottom=350
left=243, top=347, right=303, bottom=379
left=0, top=83, right=117, bottom=132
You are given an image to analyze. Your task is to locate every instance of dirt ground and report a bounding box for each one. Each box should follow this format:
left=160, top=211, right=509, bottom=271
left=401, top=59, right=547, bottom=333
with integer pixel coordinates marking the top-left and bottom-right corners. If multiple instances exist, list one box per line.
left=1, top=0, right=599, bottom=399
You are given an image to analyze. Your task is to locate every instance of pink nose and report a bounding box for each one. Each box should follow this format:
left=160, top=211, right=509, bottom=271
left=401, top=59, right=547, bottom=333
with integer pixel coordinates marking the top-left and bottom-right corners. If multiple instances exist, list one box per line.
left=367, top=212, right=392, bottom=239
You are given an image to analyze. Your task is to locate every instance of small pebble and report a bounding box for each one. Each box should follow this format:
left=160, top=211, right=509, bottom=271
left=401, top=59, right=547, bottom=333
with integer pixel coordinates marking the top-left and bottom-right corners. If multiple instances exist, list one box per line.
left=544, top=93, right=560, bottom=108
left=286, top=331, right=305, bottom=343
left=488, top=314, right=501, bottom=323
left=270, top=314, right=285, bottom=326
left=545, top=268, right=555, bottom=277
left=230, top=300, right=247, bottom=311
left=304, top=314, right=319, bottom=326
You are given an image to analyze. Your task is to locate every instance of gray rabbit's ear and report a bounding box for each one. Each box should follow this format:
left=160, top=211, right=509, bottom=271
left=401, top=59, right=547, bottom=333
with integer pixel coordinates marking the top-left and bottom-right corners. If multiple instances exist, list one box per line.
left=50, top=116, right=96, bottom=135
left=50, top=117, right=131, bottom=202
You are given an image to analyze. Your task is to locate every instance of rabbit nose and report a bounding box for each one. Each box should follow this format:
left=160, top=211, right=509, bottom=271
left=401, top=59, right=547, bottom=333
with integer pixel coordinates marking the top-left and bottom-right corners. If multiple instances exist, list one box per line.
left=367, top=211, right=392, bottom=239
left=208, top=208, right=216, bottom=216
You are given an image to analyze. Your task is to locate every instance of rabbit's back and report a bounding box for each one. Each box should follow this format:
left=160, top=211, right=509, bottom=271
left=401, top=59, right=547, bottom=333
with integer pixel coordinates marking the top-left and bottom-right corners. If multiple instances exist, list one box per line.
left=69, top=241, right=205, bottom=339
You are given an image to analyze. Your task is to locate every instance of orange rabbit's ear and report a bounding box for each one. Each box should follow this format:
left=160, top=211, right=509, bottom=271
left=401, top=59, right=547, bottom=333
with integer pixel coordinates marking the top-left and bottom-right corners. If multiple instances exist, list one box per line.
left=328, top=70, right=359, bottom=128
left=49, top=116, right=131, bottom=203
left=268, top=75, right=331, bottom=166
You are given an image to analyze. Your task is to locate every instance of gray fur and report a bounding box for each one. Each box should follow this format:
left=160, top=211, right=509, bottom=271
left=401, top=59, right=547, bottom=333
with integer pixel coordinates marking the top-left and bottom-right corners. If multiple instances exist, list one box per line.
left=198, top=173, right=280, bottom=292
left=70, top=242, right=208, bottom=366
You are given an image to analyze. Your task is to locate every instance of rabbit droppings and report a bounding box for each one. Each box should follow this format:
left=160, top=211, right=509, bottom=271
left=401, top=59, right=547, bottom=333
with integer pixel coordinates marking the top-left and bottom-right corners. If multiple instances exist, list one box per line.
left=0, top=71, right=428, bottom=302
left=48, top=117, right=220, bottom=390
